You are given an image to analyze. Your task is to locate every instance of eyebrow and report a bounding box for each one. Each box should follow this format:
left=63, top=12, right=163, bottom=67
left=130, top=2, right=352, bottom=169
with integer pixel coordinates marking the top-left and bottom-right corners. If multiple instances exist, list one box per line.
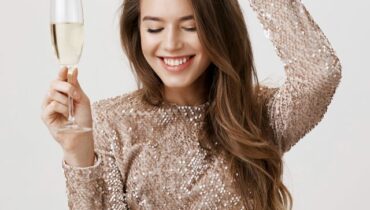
left=142, top=15, right=194, bottom=22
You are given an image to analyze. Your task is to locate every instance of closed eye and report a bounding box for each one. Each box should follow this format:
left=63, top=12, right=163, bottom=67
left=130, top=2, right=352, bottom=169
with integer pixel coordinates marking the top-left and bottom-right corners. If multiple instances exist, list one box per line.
left=183, top=27, right=196, bottom=32
left=147, top=28, right=163, bottom=33
left=147, top=27, right=196, bottom=33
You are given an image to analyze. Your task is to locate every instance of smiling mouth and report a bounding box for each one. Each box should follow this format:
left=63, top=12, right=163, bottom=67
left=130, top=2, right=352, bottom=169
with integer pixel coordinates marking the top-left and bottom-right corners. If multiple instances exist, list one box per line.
left=159, top=55, right=195, bottom=67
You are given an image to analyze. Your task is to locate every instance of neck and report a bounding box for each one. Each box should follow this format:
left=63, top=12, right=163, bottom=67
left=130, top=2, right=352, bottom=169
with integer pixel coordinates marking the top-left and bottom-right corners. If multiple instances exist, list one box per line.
left=164, top=87, right=207, bottom=106
left=163, top=73, right=209, bottom=106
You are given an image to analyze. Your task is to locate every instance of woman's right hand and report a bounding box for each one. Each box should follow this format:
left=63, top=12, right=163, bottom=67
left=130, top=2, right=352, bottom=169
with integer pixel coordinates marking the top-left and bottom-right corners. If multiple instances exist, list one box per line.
left=41, top=67, right=95, bottom=167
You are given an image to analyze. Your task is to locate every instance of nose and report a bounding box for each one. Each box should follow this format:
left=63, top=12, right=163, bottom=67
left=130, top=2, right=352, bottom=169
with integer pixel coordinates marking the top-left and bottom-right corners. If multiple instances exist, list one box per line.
left=163, top=26, right=183, bottom=52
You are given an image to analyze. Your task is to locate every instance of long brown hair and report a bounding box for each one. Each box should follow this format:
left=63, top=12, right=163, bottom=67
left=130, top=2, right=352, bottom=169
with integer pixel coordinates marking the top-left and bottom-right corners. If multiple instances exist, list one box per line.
left=120, top=0, right=292, bottom=209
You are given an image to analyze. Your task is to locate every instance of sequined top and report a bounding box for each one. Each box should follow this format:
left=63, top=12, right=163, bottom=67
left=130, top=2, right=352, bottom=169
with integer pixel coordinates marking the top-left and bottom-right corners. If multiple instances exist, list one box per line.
left=62, top=0, right=342, bottom=209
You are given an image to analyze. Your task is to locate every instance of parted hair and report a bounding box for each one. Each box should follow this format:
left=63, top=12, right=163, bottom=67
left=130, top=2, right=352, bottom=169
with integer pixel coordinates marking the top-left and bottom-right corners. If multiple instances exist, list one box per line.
left=119, top=0, right=293, bottom=209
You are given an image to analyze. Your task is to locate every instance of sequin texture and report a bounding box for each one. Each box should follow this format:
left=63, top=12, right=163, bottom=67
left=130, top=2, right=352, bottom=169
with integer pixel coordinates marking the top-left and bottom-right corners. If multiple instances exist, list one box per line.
left=62, top=0, right=341, bottom=209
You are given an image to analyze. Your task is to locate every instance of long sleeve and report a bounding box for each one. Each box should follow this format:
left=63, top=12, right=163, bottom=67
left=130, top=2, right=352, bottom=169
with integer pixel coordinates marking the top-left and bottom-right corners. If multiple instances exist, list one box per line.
left=62, top=102, right=128, bottom=210
left=250, top=0, right=342, bottom=153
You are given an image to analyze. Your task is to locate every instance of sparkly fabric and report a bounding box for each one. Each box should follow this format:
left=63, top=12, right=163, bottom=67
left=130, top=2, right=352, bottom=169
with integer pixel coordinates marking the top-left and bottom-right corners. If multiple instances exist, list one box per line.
left=62, top=0, right=342, bottom=209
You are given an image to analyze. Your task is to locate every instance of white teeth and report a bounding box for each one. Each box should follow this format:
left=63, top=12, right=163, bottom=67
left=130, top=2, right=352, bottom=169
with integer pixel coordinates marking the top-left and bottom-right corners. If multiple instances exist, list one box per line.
left=164, top=57, right=190, bottom=66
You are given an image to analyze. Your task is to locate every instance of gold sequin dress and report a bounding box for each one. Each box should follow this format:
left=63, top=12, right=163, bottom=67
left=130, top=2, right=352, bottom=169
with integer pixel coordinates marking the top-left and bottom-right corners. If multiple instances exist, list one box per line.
left=62, top=0, right=342, bottom=209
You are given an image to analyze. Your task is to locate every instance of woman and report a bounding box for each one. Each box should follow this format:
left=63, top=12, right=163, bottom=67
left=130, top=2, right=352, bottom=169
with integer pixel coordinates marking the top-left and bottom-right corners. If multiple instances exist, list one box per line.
left=41, top=0, right=342, bottom=209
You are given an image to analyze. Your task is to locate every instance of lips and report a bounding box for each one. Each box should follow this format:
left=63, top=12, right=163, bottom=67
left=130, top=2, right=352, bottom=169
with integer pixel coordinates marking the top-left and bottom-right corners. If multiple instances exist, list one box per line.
left=159, top=55, right=195, bottom=73
left=163, top=56, right=191, bottom=66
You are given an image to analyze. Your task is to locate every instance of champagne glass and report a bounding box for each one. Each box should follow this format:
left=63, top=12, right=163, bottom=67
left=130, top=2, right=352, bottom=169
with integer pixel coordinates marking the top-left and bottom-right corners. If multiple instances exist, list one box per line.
left=50, top=0, right=91, bottom=133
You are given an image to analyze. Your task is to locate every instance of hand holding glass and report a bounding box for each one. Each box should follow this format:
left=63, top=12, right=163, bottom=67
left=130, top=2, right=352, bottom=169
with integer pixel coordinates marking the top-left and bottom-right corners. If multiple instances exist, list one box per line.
left=50, top=0, right=91, bottom=133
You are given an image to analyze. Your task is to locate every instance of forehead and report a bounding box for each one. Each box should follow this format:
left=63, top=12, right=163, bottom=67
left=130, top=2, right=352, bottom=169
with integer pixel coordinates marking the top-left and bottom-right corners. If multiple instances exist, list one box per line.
left=140, top=0, right=194, bottom=18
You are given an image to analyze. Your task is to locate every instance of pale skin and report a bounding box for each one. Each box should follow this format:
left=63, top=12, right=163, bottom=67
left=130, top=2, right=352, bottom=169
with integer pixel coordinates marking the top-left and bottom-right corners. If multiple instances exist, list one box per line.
left=41, top=0, right=211, bottom=167
left=41, top=68, right=94, bottom=167
left=140, top=0, right=211, bottom=105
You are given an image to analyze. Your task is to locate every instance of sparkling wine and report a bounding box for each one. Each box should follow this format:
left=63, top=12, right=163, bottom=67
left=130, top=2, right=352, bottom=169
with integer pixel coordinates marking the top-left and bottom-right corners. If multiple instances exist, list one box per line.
left=51, top=23, right=84, bottom=65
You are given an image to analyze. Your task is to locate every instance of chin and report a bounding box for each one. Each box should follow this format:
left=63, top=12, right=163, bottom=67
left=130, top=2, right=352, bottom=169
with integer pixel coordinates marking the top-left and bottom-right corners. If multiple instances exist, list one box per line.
left=159, top=75, right=191, bottom=88
left=162, top=81, right=190, bottom=89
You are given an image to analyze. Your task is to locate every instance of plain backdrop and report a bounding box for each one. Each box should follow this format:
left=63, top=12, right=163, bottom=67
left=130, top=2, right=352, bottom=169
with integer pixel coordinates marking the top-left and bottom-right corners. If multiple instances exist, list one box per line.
left=0, top=0, right=369, bottom=209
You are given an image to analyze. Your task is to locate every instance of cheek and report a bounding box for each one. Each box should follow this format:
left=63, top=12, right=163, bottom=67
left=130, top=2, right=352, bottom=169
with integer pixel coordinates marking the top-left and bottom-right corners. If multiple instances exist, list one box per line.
left=141, top=33, right=159, bottom=53
left=190, top=37, right=208, bottom=60
left=193, top=42, right=211, bottom=69
left=188, top=35, right=201, bottom=50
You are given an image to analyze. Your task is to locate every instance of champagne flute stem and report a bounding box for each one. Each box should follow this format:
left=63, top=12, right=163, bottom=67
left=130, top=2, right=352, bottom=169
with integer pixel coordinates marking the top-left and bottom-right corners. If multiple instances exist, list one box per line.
left=66, top=65, right=76, bottom=125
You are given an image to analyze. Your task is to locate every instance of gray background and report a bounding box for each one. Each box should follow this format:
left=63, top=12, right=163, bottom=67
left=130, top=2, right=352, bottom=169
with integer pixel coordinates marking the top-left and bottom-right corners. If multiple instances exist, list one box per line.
left=0, top=0, right=368, bottom=209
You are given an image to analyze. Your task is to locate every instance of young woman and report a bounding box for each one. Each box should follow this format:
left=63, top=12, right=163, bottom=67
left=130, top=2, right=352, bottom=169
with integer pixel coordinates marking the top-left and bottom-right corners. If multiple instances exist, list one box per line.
left=41, top=0, right=342, bottom=209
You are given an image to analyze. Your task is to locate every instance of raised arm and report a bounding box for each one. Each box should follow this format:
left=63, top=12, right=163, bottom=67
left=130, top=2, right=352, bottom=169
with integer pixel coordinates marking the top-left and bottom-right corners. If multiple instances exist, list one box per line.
left=250, top=0, right=342, bottom=153
left=62, top=102, right=128, bottom=209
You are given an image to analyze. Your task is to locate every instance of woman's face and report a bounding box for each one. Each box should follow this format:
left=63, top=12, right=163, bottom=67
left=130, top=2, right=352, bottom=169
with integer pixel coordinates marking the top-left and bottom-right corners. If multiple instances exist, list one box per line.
left=140, top=0, right=211, bottom=91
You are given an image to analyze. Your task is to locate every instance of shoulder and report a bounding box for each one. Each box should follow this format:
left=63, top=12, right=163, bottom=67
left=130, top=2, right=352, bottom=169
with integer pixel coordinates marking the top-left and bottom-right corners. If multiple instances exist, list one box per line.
left=91, top=89, right=151, bottom=152
left=256, top=84, right=279, bottom=105
left=91, top=89, right=147, bottom=120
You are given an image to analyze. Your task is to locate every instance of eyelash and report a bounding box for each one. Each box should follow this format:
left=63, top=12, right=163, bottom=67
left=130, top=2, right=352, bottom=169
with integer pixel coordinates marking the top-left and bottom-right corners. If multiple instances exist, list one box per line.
left=147, top=27, right=197, bottom=33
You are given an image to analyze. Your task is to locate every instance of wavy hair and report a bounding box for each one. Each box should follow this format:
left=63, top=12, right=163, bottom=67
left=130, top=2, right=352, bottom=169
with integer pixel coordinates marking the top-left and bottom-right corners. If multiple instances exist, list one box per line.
left=119, top=0, right=293, bottom=209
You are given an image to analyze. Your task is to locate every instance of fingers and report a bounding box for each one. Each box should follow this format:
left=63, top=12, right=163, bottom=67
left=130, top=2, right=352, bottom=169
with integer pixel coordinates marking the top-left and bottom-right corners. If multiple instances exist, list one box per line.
left=46, top=89, right=69, bottom=106
left=49, top=79, right=81, bottom=101
left=42, top=101, right=69, bottom=123
left=41, top=67, right=81, bottom=111
left=57, top=67, right=78, bottom=85
left=73, top=68, right=81, bottom=88
left=57, top=67, right=68, bottom=81
left=41, top=67, right=85, bottom=124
